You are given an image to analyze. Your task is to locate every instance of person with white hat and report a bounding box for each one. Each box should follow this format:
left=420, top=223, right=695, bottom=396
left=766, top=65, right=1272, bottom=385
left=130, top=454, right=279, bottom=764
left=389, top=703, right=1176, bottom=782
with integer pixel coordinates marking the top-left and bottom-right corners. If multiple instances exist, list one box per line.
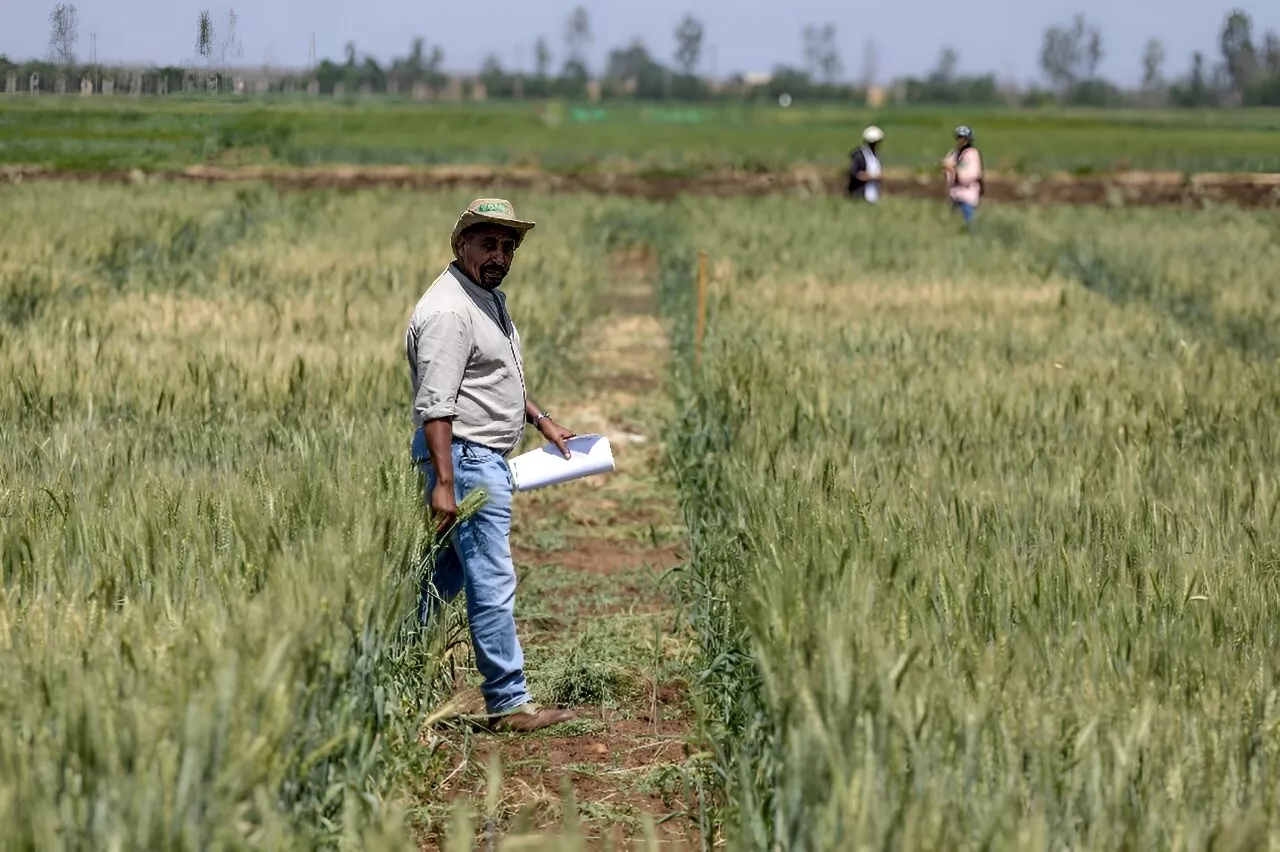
left=405, top=197, right=578, bottom=733
left=847, top=125, right=885, bottom=203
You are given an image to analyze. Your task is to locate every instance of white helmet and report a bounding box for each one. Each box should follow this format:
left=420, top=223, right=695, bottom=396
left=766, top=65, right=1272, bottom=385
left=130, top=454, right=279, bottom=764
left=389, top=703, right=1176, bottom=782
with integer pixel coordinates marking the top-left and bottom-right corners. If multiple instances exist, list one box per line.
left=862, top=125, right=884, bottom=143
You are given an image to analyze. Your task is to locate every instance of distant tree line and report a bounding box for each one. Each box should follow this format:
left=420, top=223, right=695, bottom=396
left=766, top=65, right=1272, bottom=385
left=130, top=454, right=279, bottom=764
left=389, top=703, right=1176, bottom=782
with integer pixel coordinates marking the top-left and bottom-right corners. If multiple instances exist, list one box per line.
left=1028, top=8, right=1280, bottom=107
left=4, top=3, right=1280, bottom=106
left=303, top=5, right=1280, bottom=107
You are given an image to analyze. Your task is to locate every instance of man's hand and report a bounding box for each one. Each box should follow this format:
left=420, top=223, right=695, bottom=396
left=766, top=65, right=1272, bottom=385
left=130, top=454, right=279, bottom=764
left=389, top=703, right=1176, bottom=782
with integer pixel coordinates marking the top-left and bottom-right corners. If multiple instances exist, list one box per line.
left=430, top=480, right=459, bottom=536
left=538, top=419, right=577, bottom=459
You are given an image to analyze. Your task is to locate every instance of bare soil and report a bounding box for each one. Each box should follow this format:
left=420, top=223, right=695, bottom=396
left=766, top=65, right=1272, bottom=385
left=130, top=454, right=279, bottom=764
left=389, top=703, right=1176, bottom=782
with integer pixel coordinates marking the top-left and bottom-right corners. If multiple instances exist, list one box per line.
left=6, top=162, right=1279, bottom=208
left=513, top=539, right=684, bottom=579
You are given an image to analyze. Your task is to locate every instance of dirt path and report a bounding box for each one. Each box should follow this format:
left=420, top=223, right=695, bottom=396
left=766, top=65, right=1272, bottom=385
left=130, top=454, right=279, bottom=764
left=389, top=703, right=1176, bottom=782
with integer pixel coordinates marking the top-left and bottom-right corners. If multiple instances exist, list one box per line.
left=6, top=162, right=1279, bottom=209
left=415, top=249, right=701, bottom=850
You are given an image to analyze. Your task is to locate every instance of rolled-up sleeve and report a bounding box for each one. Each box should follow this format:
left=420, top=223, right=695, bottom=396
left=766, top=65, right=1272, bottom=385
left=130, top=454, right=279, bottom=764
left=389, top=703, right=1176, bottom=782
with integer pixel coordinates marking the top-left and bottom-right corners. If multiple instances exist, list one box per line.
left=411, top=310, right=471, bottom=426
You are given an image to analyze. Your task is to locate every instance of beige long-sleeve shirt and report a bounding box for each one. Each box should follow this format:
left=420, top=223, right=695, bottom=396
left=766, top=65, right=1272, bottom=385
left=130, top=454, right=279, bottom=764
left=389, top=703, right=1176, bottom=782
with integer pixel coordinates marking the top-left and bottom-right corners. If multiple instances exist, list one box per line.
left=405, top=263, right=527, bottom=456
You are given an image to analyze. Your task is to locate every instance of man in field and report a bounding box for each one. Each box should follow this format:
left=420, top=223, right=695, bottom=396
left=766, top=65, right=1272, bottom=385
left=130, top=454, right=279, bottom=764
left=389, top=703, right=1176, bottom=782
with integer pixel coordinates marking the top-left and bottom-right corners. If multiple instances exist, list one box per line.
left=942, top=125, right=984, bottom=228
left=847, top=125, right=885, bottom=203
left=406, top=198, right=577, bottom=733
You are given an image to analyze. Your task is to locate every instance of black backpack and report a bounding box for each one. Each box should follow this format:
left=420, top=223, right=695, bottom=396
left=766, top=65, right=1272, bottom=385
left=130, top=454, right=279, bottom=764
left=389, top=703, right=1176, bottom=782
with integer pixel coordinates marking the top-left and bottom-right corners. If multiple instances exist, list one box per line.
left=847, top=147, right=868, bottom=195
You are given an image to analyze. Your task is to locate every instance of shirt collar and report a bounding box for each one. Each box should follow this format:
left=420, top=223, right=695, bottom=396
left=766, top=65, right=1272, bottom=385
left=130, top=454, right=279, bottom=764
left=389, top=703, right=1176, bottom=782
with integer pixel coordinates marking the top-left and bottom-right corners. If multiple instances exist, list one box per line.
left=447, top=262, right=512, bottom=335
left=449, top=261, right=506, bottom=303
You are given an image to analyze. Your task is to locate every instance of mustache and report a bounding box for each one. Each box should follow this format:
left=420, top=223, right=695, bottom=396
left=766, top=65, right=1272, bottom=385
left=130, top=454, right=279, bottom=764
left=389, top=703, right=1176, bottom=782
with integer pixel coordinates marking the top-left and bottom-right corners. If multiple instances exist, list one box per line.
left=480, top=262, right=508, bottom=277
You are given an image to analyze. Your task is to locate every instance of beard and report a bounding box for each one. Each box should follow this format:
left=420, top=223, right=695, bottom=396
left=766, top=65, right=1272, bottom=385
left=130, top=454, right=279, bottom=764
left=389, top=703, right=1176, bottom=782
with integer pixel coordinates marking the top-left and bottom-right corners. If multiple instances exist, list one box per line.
left=479, top=262, right=508, bottom=287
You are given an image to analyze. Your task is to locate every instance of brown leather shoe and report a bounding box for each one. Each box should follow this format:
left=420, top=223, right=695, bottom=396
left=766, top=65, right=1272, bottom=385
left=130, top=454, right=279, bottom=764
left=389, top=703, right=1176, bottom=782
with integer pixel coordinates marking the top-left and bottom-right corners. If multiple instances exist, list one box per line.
left=487, top=703, right=577, bottom=733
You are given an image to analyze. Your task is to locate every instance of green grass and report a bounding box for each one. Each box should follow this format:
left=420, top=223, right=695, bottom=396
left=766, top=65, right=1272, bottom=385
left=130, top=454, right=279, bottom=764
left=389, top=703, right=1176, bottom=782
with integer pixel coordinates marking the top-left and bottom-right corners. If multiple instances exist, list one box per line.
left=643, top=196, right=1280, bottom=848
left=3, top=96, right=1280, bottom=174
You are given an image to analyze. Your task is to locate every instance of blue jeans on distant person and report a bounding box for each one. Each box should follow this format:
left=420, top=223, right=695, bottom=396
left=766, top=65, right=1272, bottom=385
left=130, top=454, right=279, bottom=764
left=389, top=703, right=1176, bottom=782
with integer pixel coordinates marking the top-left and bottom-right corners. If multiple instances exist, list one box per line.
left=955, top=201, right=976, bottom=226
left=414, top=434, right=530, bottom=715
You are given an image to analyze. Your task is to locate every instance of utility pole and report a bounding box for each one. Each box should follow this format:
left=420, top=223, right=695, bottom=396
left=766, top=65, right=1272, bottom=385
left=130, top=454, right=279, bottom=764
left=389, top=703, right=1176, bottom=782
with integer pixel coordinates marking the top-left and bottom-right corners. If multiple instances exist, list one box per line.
left=91, top=32, right=97, bottom=91
left=309, top=33, right=316, bottom=71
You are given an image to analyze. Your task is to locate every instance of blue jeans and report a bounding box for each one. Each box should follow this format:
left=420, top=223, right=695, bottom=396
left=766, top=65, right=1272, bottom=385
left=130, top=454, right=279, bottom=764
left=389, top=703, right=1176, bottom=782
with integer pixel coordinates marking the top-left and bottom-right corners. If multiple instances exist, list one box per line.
left=415, top=436, right=530, bottom=714
left=955, top=201, right=976, bottom=226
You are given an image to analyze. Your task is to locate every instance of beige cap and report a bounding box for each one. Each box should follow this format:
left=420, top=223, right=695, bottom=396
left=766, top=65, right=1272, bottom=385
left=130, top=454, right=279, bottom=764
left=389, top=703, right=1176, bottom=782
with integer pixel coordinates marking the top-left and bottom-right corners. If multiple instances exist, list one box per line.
left=862, top=125, right=884, bottom=143
left=450, top=198, right=536, bottom=253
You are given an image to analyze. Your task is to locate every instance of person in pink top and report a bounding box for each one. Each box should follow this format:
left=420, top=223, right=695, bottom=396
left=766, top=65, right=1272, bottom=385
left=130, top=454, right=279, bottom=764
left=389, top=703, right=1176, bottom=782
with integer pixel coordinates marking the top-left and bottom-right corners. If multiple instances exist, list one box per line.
left=941, top=125, right=984, bottom=229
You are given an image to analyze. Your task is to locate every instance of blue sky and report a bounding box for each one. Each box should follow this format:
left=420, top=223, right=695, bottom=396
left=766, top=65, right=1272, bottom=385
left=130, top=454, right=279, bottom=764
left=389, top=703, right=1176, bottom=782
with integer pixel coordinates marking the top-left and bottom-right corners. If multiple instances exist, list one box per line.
left=1, top=1, right=1275, bottom=85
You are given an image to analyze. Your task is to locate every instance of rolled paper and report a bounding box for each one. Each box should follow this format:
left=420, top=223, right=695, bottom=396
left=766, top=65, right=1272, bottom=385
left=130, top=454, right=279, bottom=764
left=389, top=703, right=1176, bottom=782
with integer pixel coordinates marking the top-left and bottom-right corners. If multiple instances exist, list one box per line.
left=508, top=434, right=616, bottom=492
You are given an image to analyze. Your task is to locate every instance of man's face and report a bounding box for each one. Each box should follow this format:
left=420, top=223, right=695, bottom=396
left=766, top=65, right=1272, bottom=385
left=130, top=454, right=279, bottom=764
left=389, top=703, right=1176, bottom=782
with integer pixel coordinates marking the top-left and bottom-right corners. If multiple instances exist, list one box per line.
left=458, top=224, right=519, bottom=288
left=954, top=135, right=969, bottom=150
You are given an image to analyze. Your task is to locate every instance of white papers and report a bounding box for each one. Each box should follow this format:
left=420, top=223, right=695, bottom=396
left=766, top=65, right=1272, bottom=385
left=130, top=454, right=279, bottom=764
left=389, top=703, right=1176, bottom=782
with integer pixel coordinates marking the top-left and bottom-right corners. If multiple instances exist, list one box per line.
left=508, top=434, right=616, bottom=492
left=864, top=147, right=882, bottom=203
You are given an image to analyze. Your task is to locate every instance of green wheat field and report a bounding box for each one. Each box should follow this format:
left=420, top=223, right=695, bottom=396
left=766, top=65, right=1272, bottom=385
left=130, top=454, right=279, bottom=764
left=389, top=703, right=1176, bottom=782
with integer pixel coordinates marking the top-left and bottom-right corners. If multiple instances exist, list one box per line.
left=0, top=184, right=613, bottom=848
left=665, top=197, right=1280, bottom=849
left=3, top=98, right=1280, bottom=174
left=4, top=167, right=1280, bottom=848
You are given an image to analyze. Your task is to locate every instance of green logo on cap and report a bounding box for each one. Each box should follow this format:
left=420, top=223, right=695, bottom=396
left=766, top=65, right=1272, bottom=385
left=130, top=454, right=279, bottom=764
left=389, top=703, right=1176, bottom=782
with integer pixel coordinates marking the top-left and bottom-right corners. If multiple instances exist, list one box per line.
left=476, top=201, right=511, bottom=214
